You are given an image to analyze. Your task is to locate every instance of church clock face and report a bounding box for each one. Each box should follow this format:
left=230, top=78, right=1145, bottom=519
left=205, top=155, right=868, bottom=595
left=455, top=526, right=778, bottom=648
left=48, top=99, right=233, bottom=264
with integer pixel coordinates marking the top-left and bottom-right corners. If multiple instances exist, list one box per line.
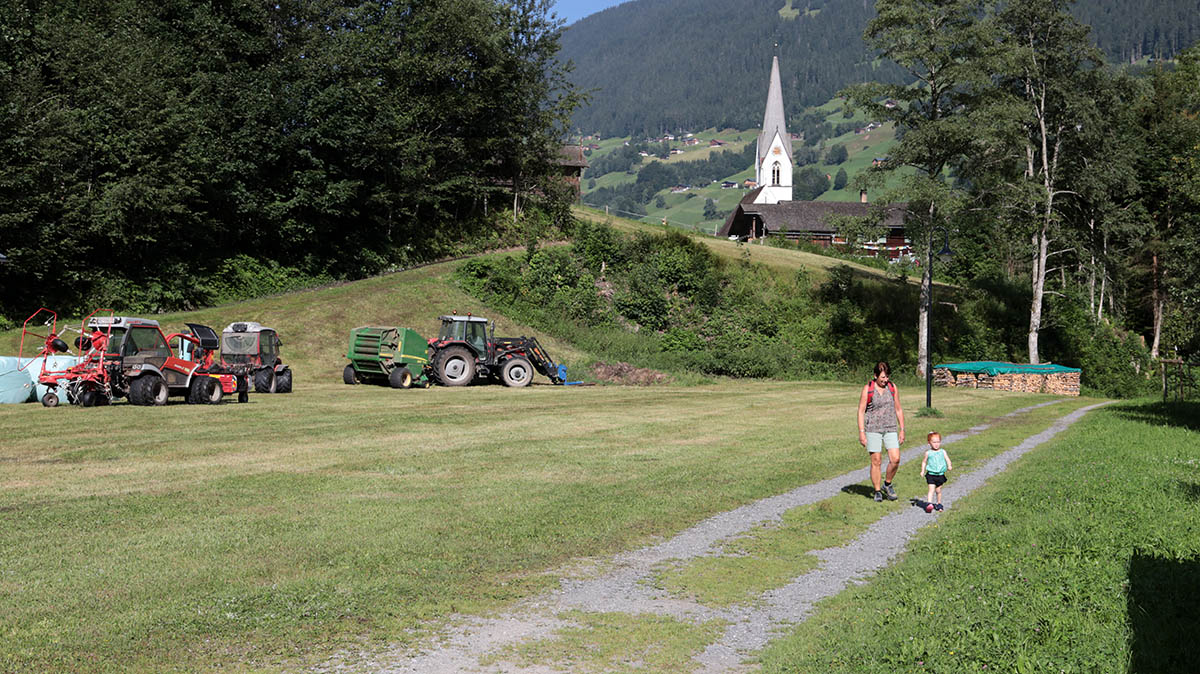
left=772, top=147, right=782, bottom=155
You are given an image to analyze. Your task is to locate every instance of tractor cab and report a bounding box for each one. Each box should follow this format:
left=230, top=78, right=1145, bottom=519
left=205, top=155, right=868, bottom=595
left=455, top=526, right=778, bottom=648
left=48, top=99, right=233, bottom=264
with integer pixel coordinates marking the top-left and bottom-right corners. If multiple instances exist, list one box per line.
left=87, top=316, right=170, bottom=361
left=435, top=314, right=490, bottom=357
left=220, top=322, right=281, bottom=366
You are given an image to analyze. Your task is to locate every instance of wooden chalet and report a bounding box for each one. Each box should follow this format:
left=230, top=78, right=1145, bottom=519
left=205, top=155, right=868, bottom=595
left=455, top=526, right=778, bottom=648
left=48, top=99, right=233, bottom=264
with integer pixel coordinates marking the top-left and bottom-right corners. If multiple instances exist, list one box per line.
left=556, top=144, right=589, bottom=195
left=717, top=187, right=911, bottom=259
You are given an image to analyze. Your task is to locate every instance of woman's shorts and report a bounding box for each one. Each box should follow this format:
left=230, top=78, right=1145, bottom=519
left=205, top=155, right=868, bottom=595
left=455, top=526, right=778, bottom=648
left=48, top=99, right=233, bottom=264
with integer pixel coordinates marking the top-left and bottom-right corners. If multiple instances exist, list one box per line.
left=925, top=473, right=947, bottom=486
left=865, top=431, right=899, bottom=453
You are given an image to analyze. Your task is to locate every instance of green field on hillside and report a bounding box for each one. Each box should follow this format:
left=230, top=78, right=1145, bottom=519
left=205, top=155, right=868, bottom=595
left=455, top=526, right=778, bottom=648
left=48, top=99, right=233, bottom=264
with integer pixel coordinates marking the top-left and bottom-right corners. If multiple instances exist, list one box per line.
left=579, top=101, right=907, bottom=231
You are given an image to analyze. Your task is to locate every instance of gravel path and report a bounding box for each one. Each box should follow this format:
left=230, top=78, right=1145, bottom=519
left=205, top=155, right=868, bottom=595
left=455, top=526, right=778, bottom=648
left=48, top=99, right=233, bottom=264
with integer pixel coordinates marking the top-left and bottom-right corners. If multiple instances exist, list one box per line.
left=315, top=399, right=1109, bottom=673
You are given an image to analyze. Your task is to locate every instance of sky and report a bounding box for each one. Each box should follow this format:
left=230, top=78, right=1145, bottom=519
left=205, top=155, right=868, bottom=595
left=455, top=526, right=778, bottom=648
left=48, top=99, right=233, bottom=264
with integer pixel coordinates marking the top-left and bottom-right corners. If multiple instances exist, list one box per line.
left=551, top=0, right=629, bottom=26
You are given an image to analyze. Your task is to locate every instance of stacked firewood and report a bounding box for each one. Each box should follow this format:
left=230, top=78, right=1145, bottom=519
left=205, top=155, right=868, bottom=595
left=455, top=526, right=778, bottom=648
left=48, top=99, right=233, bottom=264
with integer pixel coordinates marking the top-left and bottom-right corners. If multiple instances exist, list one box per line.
left=932, top=368, right=1080, bottom=396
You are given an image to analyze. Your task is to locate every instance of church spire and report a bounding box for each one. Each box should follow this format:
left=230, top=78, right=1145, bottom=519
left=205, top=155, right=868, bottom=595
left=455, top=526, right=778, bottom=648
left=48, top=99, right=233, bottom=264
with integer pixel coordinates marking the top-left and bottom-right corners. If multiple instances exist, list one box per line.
left=756, top=55, right=791, bottom=166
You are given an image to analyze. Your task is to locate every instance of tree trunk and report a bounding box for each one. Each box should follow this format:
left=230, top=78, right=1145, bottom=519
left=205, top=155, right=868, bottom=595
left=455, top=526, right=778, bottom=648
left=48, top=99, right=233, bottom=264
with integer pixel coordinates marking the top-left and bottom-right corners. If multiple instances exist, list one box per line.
left=1150, top=252, right=1163, bottom=358
left=1028, top=224, right=1049, bottom=364
left=1097, top=229, right=1108, bottom=322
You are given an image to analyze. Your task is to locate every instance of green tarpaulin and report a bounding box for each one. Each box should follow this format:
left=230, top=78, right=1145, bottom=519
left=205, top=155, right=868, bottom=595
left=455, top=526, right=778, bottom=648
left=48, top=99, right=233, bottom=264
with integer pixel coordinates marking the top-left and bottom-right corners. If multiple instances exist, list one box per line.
left=934, top=361, right=1081, bottom=376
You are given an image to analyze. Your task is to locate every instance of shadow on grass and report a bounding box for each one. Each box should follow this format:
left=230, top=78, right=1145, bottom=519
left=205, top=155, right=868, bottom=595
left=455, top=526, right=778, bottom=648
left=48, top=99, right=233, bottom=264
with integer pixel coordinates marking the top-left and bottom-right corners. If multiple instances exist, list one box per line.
left=1111, top=401, right=1200, bottom=433
left=1128, top=551, right=1200, bottom=673
left=1174, top=480, right=1200, bottom=502
left=840, top=484, right=876, bottom=499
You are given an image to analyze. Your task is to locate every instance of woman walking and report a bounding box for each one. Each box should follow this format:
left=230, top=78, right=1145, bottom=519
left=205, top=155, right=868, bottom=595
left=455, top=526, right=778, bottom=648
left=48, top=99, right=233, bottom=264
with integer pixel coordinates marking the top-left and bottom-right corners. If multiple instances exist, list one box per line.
left=857, top=361, right=906, bottom=502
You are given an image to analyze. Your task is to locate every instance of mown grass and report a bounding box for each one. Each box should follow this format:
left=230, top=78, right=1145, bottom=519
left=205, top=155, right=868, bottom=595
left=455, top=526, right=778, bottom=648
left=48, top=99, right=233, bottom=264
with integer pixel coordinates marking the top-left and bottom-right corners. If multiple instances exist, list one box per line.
left=483, top=610, right=726, bottom=673
left=0, top=381, right=1050, bottom=672
left=654, top=398, right=1098, bottom=607
left=758, top=400, right=1200, bottom=673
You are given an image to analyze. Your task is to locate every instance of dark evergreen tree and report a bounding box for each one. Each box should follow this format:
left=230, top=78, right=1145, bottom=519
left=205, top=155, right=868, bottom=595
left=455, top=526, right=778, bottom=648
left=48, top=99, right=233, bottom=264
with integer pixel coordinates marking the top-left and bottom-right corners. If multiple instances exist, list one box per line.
left=833, top=167, right=849, bottom=190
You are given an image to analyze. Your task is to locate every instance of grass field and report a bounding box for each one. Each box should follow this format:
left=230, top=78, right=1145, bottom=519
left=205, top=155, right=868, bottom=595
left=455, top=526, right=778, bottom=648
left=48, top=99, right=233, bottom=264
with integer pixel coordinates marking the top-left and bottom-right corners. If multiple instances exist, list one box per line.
left=0, top=381, right=1060, bottom=672
left=759, top=400, right=1200, bottom=673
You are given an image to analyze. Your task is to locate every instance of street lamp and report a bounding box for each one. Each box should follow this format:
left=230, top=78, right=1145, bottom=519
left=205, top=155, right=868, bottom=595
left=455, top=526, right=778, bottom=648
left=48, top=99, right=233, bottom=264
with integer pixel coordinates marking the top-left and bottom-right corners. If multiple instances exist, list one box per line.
left=925, top=227, right=953, bottom=409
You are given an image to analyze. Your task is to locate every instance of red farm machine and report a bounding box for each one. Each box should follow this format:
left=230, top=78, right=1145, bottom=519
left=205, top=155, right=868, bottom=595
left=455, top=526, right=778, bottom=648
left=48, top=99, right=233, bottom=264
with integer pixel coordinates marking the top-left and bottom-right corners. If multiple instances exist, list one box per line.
left=18, top=308, right=246, bottom=407
left=217, top=322, right=292, bottom=393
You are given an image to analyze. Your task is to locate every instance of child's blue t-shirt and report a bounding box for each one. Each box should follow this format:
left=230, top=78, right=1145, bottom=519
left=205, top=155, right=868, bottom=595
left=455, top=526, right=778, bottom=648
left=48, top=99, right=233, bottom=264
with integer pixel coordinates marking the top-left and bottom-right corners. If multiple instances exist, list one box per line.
left=925, top=449, right=948, bottom=475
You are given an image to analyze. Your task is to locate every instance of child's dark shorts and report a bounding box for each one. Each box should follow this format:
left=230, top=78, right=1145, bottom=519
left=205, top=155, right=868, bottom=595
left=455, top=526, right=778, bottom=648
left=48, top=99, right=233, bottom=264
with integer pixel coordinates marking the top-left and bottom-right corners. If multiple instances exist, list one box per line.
left=925, top=473, right=947, bottom=486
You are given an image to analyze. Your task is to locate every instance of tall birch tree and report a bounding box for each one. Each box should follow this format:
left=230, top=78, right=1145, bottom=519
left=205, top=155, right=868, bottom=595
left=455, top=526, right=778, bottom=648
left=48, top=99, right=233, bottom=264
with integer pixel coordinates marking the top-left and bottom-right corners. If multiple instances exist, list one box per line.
left=991, top=0, right=1103, bottom=363
left=841, top=0, right=991, bottom=379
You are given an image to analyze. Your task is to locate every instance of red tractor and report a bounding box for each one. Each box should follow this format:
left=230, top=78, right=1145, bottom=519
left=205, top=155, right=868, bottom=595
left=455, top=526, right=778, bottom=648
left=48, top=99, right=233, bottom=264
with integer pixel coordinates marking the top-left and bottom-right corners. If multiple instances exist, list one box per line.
left=425, top=314, right=566, bottom=387
left=218, top=322, right=292, bottom=393
left=20, top=309, right=240, bottom=406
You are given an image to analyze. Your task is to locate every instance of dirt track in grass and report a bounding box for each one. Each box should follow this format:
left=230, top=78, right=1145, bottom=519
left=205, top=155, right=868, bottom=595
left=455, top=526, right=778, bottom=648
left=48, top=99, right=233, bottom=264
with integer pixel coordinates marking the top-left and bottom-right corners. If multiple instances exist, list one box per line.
left=314, top=399, right=1112, bottom=673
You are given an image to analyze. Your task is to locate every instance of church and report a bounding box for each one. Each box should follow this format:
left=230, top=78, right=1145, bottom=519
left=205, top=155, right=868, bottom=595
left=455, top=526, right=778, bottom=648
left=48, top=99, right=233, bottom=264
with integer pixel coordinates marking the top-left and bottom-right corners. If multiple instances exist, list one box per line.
left=717, top=56, right=911, bottom=260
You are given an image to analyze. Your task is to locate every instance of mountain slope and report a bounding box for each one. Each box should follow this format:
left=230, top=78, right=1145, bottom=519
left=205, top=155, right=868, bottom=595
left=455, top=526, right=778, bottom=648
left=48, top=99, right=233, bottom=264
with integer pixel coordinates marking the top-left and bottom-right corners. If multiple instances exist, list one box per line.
left=561, top=0, right=1200, bottom=136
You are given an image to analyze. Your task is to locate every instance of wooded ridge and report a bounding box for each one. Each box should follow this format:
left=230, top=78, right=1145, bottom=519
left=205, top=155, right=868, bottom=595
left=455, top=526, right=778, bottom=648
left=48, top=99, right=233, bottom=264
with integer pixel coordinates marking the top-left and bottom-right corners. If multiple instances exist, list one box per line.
left=560, top=0, right=1200, bottom=137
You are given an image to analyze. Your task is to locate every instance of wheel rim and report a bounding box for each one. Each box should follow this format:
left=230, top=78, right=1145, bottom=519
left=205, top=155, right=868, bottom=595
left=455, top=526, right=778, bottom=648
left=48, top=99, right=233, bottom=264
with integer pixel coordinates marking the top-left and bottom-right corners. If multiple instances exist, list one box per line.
left=444, top=357, right=469, bottom=382
left=509, top=364, right=530, bottom=383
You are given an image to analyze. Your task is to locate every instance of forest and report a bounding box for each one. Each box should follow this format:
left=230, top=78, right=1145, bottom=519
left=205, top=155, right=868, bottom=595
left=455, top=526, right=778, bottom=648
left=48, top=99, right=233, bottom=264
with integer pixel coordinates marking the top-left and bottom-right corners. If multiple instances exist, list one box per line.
left=560, top=0, right=1200, bottom=137
left=0, top=0, right=579, bottom=319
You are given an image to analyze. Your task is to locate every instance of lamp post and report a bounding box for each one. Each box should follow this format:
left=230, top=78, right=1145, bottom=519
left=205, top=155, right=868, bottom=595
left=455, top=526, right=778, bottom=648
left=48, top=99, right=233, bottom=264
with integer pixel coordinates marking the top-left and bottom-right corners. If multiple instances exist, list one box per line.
left=925, top=227, right=953, bottom=409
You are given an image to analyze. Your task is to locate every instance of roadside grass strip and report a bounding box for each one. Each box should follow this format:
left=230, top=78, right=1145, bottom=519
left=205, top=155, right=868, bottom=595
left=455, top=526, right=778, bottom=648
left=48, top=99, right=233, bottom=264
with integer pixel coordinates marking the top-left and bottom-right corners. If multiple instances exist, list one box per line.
left=757, top=400, right=1200, bottom=673
left=654, top=399, right=1097, bottom=607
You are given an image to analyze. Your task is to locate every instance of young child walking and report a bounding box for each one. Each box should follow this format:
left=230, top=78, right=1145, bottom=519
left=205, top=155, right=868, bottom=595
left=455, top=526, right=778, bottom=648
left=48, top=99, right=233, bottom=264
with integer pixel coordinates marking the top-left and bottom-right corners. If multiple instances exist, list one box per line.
left=920, top=432, right=952, bottom=511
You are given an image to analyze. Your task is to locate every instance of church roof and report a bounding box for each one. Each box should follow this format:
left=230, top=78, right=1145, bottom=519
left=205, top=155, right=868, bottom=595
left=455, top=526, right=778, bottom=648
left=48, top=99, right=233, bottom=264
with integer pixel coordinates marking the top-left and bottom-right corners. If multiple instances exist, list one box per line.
left=747, top=200, right=907, bottom=234
left=756, top=56, right=792, bottom=166
left=717, top=196, right=908, bottom=238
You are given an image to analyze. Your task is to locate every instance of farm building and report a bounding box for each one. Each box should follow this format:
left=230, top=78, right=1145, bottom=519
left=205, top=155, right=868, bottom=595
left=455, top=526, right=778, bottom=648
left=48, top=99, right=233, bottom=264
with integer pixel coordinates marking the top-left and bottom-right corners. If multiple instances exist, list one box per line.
left=717, top=188, right=912, bottom=259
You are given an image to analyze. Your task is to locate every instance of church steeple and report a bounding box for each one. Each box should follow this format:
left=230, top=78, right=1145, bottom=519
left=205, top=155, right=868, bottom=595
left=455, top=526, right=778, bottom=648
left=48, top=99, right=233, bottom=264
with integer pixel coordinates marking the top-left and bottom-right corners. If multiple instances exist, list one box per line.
left=757, top=55, right=791, bottom=166
left=754, top=55, right=793, bottom=205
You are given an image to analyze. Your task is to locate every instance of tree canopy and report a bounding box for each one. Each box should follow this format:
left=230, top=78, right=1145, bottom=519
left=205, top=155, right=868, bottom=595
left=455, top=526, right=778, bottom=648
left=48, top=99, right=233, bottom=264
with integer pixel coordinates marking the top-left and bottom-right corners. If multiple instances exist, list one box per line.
left=0, top=0, right=579, bottom=317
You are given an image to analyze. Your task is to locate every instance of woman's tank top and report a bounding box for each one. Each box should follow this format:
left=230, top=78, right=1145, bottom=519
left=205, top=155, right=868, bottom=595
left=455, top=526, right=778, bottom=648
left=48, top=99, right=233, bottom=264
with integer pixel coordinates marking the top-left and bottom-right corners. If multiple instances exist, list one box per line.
left=864, top=382, right=898, bottom=433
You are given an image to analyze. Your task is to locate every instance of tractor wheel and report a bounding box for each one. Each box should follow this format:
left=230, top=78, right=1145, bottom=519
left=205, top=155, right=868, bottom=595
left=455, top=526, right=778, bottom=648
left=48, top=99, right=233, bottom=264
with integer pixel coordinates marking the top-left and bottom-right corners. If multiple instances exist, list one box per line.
left=275, top=368, right=292, bottom=393
left=130, top=375, right=167, bottom=406
left=343, top=365, right=359, bottom=385
left=500, top=357, right=534, bottom=388
left=187, top=376, right=211, bottom=404
left=80, top=390, right=97, bottom=407
left=42, top=392, right=60, bottom=407
left=254, top=367, right=276, bottom=393
left=389, top=367, right=413, bottom=389
left=433, top=346, right=475, bottom=386
left=206, top=379, right=224, bottom=405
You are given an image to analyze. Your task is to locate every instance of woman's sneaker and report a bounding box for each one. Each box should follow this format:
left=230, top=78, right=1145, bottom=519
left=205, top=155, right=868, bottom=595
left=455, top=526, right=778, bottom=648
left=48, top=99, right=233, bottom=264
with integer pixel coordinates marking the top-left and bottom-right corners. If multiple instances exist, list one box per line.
left=883, top=483, right=898, bottom=500
left=874, top=490, right=884, bottom=502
